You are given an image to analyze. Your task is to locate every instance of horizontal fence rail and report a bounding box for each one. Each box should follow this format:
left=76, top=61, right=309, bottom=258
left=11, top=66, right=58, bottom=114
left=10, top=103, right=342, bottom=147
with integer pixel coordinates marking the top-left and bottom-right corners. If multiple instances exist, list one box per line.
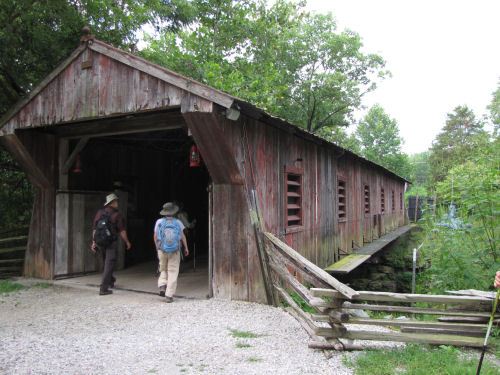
left=263, top=232, right=492, bottom=350
left=0, top=228, right=28, bottom=278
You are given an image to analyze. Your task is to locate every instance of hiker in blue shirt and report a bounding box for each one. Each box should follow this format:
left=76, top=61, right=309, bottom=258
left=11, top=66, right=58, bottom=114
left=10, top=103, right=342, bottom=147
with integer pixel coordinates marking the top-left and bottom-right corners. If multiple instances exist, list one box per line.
left=154, top=202, right=189, bottom=302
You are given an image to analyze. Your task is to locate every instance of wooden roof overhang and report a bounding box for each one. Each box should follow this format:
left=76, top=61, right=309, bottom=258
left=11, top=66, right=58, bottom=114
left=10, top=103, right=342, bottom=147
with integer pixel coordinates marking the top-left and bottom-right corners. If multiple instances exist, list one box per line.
left=0, top=35, right=408, bottom=185
left=0, top=36, right=244, bottom=185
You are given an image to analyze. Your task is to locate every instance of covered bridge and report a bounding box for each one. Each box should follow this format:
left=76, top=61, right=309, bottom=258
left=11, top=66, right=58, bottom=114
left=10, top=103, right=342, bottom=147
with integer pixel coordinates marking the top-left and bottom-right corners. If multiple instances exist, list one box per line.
left=0, top=32, right=409, bottom=303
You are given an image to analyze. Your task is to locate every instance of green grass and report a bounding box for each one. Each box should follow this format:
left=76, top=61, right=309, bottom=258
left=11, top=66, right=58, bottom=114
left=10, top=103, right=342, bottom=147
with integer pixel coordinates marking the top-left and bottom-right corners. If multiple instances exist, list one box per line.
left=236, top=341, right=251, bottom=348
left=281, top=290, right=316, bottom=314
left=229, top=329, right=264, bottom=339
left=247, top=357, right=262, bottom=362
left=32, top=282, right=53, bottom=288
left=0, top=280, right=59, bottom=296
left=0, top=280, right=27, bottom=294
left=344, top=344, right=500, bottom=375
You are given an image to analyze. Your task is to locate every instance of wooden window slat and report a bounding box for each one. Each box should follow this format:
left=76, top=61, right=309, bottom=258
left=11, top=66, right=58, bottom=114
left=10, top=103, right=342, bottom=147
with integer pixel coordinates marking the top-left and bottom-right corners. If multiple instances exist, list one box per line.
left=338, top=179, right=347, bottom=220
left=285, top=166, right=303, bottom=229
left=364, top=184, right=370, bottom=214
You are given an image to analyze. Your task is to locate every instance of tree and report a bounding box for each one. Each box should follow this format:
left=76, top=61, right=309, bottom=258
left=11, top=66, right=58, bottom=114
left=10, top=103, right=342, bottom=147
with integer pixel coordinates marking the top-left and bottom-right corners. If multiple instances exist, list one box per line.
left=417, top=135, right=499, bottom=292
left=0, top=150, right=32, bottom=229
left=428, top=105, right=489, bottom=186
left=316, top=126, right=360, bottom=153
left=268, top=12, right=388, bottom=133
left=408, top=151, right=430, bottom=185
left=140, top=0, right=388, bottom=134
left=354, top=104, right=409, bottom=177
left=488, top=78, right=500, bottom=133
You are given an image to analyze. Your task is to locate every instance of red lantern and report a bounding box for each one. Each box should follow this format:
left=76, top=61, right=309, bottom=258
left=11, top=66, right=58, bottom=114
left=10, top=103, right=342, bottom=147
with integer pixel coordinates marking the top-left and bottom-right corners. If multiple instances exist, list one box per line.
left=190, top=144, right=200, bottom=167
left=73, top=154, right=83, bottom=174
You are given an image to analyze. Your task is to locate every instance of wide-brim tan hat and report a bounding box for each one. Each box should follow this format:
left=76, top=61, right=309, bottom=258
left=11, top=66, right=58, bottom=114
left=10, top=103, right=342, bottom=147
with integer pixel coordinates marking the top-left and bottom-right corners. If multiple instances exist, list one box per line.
left=104, top=193, right=119, bottom=206
left=160, top=202, right=179, bottom=216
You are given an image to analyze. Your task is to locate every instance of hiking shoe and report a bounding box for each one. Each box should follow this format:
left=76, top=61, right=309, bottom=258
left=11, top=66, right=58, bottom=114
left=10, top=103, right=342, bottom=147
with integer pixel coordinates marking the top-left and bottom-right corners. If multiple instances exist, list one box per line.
left=159, top=285, right=166, bottom=297
left=165, top=296, right=173, bottom=303
left=99, top=289, right=113, bottom=295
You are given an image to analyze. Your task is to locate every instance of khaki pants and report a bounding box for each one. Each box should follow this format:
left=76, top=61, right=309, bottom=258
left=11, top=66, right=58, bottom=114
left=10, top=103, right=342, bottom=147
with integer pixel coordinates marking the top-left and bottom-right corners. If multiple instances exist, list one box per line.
left=157, top=250, right=180, bottom=298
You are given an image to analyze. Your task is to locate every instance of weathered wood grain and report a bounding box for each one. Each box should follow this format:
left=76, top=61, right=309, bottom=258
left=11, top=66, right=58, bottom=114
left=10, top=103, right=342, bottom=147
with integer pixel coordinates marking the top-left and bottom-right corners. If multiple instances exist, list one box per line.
left=311, top=288, right=493, bottom=305
left=342, top=302, right=498, bottom=318
left=336, top=330, right=483, bottom=347
left=264, top=232, right=357, bottom=299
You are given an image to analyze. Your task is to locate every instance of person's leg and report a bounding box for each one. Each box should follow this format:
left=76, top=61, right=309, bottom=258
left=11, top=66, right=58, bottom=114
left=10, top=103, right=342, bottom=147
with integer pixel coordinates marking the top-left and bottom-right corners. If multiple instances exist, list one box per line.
left=165, top=251, right=180, bottom=300
left=157, top=250, right=168, bottom=295
left=100, top=242, right=117, bottom=294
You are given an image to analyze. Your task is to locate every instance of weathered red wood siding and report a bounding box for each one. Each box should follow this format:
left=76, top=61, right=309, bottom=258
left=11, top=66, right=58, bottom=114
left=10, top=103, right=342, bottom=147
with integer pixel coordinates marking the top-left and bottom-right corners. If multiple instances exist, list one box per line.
left=214, top=112, right=407, bottom=275
left=1, top=50, right=185, bottom=134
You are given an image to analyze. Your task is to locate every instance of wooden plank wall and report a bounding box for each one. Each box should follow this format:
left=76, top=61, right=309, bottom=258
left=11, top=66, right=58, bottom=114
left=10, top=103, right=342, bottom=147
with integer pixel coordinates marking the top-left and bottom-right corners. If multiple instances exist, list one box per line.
left=2, top=51, right=185, bottom=134
left=54, top=192, right=111, bottom=277
left=15, top=132, right=58, bottom=278
left=224, top=114, right=406, bottom=273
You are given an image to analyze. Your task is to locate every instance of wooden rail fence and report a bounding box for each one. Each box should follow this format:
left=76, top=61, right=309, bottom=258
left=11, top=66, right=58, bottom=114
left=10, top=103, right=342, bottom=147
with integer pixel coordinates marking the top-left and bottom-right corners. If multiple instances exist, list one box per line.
left=0, top=226, right=28, bottom=278
left=263, top=232, right=494, bottom=350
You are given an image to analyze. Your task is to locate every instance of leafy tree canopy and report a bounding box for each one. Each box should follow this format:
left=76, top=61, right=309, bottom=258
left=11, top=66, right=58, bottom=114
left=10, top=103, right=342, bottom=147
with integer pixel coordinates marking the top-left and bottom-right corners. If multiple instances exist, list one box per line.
left=139, top=0, right=389, bottom=134
left=428, top=105, right=490, bottom=186
left=354, top=104, right=409, bottom=178
left=408, top=151, right=430, bottom=186
left=488, top=78, right=500, bottom=132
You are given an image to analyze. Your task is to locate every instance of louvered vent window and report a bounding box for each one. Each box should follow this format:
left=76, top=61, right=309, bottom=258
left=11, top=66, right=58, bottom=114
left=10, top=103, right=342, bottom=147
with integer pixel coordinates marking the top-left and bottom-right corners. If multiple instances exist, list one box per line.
left=392, top=190, right=395, bottom=212
left=285, top=166, right=303, bottom=229
left=381, top=188, right=385, bottom=214
left=364, top=185, right=370, bottom=214
left=338, top=179, right=346, bottom=221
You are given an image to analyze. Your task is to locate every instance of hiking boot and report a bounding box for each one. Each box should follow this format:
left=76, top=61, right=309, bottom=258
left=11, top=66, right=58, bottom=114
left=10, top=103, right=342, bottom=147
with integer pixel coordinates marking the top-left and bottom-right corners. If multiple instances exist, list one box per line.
left=165, top=296, right=173, bottom=303
left=159, top=285, right=166, bottom=297
left=99, top=289, right=113, bottom=295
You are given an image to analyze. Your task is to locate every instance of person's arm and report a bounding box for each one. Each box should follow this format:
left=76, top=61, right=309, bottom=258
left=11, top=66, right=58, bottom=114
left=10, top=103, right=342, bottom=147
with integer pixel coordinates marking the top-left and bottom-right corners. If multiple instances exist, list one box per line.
left=90, top=210, right=100, bottom=253
left=91, top=230, right=97, bottom=253
left=494, top=271, right=500, bottom=288
left=181, top=231, right=189, bottom=257
left=120, top=230, right=131, bottom=250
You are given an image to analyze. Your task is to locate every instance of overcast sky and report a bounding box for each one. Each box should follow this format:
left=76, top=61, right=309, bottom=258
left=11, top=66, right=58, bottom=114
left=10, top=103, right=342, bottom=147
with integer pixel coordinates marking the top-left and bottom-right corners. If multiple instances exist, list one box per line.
left=305, top=0, right=500, bottom=155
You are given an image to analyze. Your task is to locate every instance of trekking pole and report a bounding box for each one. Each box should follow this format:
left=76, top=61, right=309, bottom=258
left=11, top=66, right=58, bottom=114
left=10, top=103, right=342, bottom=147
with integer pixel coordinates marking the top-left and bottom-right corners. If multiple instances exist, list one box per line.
left=193, top=227, right=196, bottom=272
left=476, top=289, right=500, bottom=375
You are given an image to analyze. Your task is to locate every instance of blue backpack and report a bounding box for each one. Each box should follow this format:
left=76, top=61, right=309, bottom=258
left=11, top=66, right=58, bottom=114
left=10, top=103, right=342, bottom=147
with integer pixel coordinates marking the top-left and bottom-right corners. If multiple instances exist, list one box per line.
left=157, top=218, right=181, bottom=253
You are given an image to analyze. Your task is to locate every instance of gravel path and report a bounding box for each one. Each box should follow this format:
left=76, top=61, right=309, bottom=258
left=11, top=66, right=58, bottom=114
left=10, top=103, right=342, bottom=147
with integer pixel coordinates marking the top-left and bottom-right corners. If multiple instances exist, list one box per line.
left=0, top=280, right=360, bottom=375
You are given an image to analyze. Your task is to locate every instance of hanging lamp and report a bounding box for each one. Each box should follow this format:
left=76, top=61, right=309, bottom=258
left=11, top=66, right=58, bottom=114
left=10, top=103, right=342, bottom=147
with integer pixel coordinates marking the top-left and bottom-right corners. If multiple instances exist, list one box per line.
left=73, top=154, right=83, bottom=173
left=190, top=144, right=200, bottom=167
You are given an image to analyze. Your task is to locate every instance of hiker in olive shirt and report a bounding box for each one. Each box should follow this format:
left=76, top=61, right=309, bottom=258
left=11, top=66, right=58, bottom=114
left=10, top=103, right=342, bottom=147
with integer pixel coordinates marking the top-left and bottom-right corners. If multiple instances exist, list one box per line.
left=91, top=193, right=131, bottom=295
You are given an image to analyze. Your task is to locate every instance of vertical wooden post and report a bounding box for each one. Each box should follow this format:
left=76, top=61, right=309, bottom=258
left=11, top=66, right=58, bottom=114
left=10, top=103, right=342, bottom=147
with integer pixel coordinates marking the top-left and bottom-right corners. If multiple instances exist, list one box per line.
left=414, top=192, right=419, bottom=222
left=249, top=188, right=278, bottom=306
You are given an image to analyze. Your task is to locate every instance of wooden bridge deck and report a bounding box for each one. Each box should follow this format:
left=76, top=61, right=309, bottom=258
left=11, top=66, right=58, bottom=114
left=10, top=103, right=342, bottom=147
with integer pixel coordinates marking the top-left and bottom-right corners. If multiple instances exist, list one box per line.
left=325, top=225, right=414, bottom=274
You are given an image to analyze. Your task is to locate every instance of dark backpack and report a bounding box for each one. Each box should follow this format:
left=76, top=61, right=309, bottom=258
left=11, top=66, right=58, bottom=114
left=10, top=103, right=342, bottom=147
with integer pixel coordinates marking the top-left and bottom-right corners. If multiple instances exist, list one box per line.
left=94, top=209, right=116, bottom=247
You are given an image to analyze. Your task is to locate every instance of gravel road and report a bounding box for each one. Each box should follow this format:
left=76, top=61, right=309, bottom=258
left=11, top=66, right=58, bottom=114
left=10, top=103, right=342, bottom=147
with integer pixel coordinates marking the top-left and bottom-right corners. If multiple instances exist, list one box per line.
left=0, top=279, right=360, bottom=375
